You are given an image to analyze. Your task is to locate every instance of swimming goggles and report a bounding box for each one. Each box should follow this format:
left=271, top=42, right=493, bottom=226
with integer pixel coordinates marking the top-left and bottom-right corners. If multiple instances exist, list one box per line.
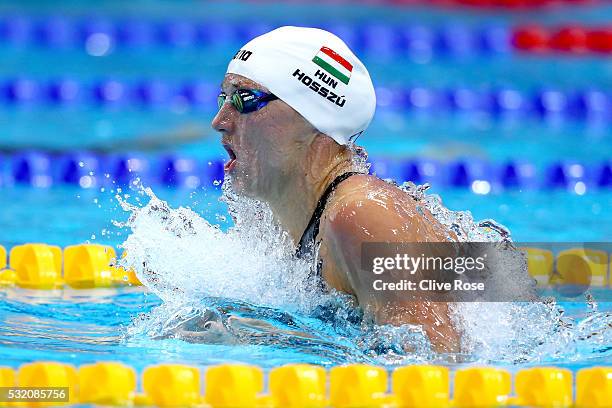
left=217, top=89, right=278, bottom=114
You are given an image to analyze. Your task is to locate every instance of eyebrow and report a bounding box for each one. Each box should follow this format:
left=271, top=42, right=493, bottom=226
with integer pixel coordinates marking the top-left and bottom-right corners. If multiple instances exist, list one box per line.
left=220, top=80, right=244, bottom=93
left=221, top=78, right=266, bottom=93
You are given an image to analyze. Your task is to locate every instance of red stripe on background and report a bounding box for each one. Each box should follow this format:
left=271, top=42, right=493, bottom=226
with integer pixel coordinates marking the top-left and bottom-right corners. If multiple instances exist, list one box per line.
left=512, top=25, right=612, bottom=54
left=319, top=46, right=353, bottom=72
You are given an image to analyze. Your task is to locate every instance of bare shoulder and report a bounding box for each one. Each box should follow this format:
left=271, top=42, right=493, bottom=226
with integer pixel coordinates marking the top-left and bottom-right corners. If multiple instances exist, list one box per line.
left=331, top=173, right=405, bottom=202
left=321, top=173, right=448, bottom=243
left=317, top=173, right=450, bottom=286
left=317, top=174, right=460, bottom=353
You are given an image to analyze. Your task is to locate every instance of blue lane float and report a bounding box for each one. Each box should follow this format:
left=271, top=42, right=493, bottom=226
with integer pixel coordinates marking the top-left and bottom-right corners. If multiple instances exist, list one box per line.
left=400, top=25, right=436, bottom=60
left=160, top=156, right=200, bottom=188
left=11, top=151, right=53, bottom=187
left=533, top=88, right=572, bottom=118
left=197, top=21, right=240, bottom=46
left=91, top=79, right=128, bottom=105
left=78, top=19, right=116, bottom=43
left=33, top=17, right=76, bottom=48
left=354, top=157, right=610, bottom=194
left=446, top=159, right=494, bottom=188
left=160, top=156, right=223, bottom=189
left=0, top=16, right=518, bottom=58
left=487, top=87, right=532, bottom=116
left=597, top=163, right=612, bottom=187
left=1, top=77, right=610, bottom=124
left=436, top=24, right=479, bottom=58
left=180, top=81, right=217, bottom=107
left=2, top=78, right=41, bottom=104
left=570, top=90, right=612, bottom=122
left=0, top=152, right=226, bottom=190
left=445, top=88, right=487, bottom=111
left=545, top=161, right=588, bottom=190
left=478, top=25, right=512, bottom=55
left=116, top=19, right=157, bottom=48
left=360, top=24, right=401, bottom=57
left=0, top=152, right=610, bottom=193
left=158, top=21, right=199, bottom=48
left=0, top=15, right=33, bottom=45
left=133, top=79, right=174, bottom=106
left=55, top=153, right=101, bottom=186
left=499, top=161, right=539, bottom=190
left=46, top=78, right=83, bottom=104
left=109, top=154, right=153, bottom=186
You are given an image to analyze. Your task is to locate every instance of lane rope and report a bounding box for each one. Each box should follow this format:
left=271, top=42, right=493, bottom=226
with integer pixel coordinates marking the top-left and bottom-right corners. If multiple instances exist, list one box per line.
left=0, top=361, right=609, bottom=406
left=1, top=152, right=610, bottom=192
left=1, top=78, right=610, bottom=126
left=0, top=244, right=610, bottom=289
left=1, top=16, right=611, bottom=56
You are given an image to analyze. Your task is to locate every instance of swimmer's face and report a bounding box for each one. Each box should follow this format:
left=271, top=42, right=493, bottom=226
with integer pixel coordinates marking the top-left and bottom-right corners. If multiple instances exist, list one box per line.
left=212, top=73, right=316, bottom=199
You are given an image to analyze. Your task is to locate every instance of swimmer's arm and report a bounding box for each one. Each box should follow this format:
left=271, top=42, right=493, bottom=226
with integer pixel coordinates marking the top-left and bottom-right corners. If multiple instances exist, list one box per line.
left=321, top=196, right=460, bottom=353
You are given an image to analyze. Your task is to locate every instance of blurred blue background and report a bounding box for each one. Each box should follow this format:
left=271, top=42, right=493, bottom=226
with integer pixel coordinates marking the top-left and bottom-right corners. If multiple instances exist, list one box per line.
left=0, top=0, right=611, bottom=246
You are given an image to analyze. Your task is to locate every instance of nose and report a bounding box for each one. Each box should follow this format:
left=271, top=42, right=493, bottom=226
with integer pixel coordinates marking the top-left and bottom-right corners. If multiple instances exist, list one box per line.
left=211, top=100, right=237, bottom=134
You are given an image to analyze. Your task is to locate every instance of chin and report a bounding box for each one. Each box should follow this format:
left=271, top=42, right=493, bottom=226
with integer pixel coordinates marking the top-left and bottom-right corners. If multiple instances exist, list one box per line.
left=225, top=170, right=255, bottom=198
left=225, top=174, right=244, bottom=194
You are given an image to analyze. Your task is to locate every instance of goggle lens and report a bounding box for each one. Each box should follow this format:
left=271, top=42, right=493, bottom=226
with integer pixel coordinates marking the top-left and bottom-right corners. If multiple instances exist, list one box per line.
left=217, top=89, right=277, bottom=114
left=217, top=93, right=226, bottom=110
left=232, top=92, right=245, bottom=112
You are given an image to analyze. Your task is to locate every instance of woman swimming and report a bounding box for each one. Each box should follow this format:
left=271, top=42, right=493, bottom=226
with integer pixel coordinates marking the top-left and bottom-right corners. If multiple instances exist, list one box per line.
left=212, top=26, right=460, bottom=352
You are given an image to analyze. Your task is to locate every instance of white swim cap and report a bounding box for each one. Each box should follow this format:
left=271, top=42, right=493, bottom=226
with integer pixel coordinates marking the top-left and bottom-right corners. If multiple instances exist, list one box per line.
left=226, top=26, right=376, bottom=145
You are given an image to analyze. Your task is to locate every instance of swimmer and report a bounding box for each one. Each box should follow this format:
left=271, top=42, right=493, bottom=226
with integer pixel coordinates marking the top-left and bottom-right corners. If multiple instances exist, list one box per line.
left=212, top=27, right=460, bottom=353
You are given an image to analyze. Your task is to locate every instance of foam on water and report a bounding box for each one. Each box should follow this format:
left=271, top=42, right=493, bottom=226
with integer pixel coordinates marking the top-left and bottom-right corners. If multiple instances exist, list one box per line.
left=115, top=176, right=611, bottom=366
left=399, top=182, right=611, bottom=364
left=116, top=182, right=326, bottom=312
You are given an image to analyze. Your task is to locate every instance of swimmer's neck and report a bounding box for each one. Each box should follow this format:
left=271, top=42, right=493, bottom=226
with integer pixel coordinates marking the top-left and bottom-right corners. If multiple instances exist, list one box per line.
left=268, top=144, right=355, bottom=246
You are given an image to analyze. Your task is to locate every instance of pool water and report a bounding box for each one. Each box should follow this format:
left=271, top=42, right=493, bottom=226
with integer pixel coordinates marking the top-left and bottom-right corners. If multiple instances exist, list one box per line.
left=1, top=186, right=610, bottom=248
left=2, top=183, right=611, bottom=375
left=1, top=272, right=610, bottom=372
left=0, top=0, right=611, bottom=386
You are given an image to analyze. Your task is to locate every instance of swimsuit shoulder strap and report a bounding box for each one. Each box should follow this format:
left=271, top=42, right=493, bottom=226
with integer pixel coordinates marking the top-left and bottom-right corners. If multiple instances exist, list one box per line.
left=296, top=171, right=361, bottom=258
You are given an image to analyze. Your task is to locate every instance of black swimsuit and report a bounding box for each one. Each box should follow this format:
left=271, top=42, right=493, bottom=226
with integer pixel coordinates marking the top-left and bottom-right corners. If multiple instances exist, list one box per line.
left=295, top=172, right=361, bottom=283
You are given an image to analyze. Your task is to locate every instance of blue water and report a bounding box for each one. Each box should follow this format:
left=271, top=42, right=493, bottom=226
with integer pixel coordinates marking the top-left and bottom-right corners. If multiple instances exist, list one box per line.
left=0, top=183, right=611, bottom=373
left=0, top=287, right=611, bottom=372
left=0, top=0, right=611, bottom=379
left=1, top=185, right=611, bottom=249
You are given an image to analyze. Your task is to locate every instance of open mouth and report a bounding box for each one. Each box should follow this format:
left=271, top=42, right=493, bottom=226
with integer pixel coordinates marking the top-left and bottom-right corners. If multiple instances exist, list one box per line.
left=223, top=143, right=237, bottom=173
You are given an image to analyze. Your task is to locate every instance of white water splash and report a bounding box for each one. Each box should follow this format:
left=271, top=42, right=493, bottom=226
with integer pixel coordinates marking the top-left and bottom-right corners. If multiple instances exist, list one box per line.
left=115, top=174, right=609, bottom=365
left=398, top=181, right=611, bottom=364
left=116, top=181, right=327, bottom=314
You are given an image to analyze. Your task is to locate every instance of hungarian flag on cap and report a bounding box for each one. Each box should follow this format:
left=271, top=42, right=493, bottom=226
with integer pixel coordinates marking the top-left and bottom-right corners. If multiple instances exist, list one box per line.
left=312, top=46, right=353, bottom=85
